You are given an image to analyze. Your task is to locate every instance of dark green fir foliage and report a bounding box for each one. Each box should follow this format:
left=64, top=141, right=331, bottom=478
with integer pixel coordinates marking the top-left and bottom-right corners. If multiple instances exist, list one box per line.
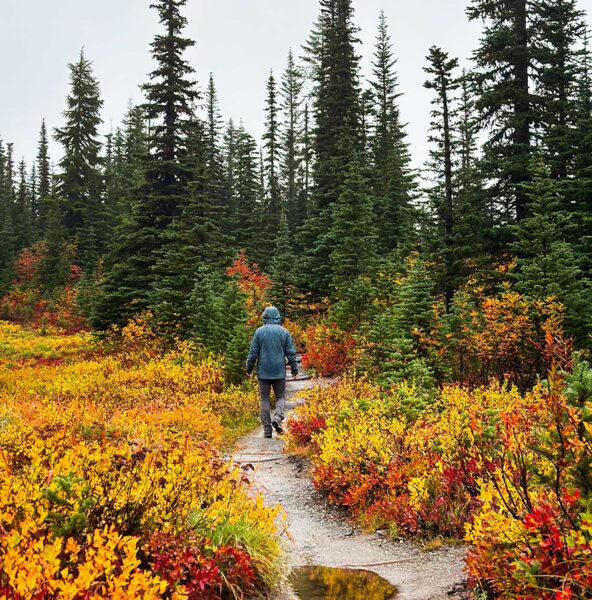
left=513, top=161, right=592, bottom=341
left=305, top=0, right=361, bottom=210
left=222, top=119, right=238, bottom=239
left=424, top=51, right=490, bottom=306
left=37, top=203, right=73, bottom=294
left=103, top=132, right=120, bottom=222
left=569, top=31, right=592, bottom=272
left=467, top=0, right=533, bottom=224
left=280, top=50, right=306, bottom=232
left=134, top=0, right=198, bottom=243
left=329, top=139, right=377, bottom=299
left=54, top=50, right=105, bottom=266
left=0, top=141, right=16, bottom=290
left=298, top=104, right=314, bottom=221
left=259, top=146, right=266, bottom=200
left=93, top=0, right=198, bottom=329
left=261, top=71, right=283, bottom=266
left=36, top=120, right=52, bottom=235
left=104, top=104, right=147, bottom=225
left=149, top=119, right=227, bottom=334
left=424, top=46, right=460, bottom=308
left=1, top=143, right=16, bottom=248
left=225, top=121, right=263, bottom=262
left=270, top=211, right=298, bottom=318
left=14, top=159, right=33, bottom=250
left=357, top=255, right=438, bottom=394
left=188, top=267, right=253, bottom=384
left=204, top=74, right=227, bottom=217
left=4, top=143, right=15, bottom=205
left=28, top=165, right=38, bottom=236
left=534, top=0, right=586, bottom=182
left=370, top=11, right=416, bottom=255
left=394, top=255, right=438, bottom=340
left=361, top=317, right=437, bottom=398
left=188, top=266, right=226, bottom=352
left=359, top=88, right=374, bottom=163
left=454, top=71, right=490, bottom=277
left=300, top=0, right=362, bottom=296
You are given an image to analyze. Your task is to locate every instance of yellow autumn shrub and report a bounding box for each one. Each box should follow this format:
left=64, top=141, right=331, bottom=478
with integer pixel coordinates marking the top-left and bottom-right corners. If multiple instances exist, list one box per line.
left=0, top=321, right=284, bottom=598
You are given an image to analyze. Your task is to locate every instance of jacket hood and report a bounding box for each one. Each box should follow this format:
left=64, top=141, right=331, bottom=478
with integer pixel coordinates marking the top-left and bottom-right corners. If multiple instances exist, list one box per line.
left=262, top=306, right=282, bottom=325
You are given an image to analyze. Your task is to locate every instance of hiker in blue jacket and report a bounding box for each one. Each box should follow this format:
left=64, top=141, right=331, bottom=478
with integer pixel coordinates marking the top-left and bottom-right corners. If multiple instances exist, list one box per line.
left=246, top=306, right=299, bottom=438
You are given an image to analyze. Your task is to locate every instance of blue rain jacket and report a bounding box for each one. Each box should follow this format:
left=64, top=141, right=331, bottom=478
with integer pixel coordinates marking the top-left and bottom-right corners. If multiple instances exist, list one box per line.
left=246, top=307, right=298, bottom=380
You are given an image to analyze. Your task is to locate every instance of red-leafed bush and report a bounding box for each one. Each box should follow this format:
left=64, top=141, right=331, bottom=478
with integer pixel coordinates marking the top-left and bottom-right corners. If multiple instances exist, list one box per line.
left=465, top=358, right=592, bottom=598
left=1, top=243, right=86, bottom=333
left=227, top=250, right=271, bottom=325
left=289, top=342, right=592, bottom=598
left=302, top=323, right=356, bottom=377
left=0, top=286, right=86, bottom=334
left=287, top=416, right=327, bottom=449
left=437, top=287, right=566, bottom=391
left=145, top=531, right=256, bottom=599
left=12, top=243, right=48, bottom=286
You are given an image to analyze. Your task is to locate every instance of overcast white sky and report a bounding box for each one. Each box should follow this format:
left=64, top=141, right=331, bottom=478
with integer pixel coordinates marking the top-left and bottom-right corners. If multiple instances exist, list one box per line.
left=1, top=0, right=591, bottom=172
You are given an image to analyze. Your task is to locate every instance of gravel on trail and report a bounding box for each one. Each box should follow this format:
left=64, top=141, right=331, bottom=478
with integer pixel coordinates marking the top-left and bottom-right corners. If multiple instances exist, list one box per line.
left=231, top=375, right=469, bottom=600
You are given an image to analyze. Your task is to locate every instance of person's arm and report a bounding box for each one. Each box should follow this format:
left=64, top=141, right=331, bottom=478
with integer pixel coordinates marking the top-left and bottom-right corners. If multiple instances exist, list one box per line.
left=246, top=330, right=260, bottom=374
left=284, top=331, right=299, bottom=376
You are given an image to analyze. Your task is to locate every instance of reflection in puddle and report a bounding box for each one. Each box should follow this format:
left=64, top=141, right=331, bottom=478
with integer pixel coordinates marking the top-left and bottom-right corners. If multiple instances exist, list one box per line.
left=291, top=565, right=398, bottom=599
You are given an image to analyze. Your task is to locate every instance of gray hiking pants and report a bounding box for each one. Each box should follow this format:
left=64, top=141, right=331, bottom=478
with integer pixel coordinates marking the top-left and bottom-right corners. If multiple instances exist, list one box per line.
left=258, top=378, right=286, bottom=432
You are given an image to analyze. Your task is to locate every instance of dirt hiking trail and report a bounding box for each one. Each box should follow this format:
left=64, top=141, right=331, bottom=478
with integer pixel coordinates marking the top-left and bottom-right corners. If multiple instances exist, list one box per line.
left=231, top=375, right=468, bottom=600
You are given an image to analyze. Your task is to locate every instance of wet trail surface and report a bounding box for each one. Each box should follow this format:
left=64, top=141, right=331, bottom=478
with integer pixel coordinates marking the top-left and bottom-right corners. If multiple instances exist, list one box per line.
left=231, top=375, right=468, bottom=600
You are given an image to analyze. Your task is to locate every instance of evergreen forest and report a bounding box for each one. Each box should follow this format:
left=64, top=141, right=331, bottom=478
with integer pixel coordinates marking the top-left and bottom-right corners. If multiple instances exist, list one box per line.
left=1, top=0, right=592, bottom=597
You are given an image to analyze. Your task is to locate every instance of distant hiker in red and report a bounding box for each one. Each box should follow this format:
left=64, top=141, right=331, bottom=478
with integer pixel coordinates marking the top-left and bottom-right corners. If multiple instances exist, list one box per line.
left=246, top=307, right=299, bottom=438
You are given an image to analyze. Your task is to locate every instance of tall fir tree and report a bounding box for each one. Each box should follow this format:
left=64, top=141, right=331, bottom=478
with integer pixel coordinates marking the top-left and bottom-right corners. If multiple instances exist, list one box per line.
left=4, top=143, right=16, bottom=224
left=261, top=71, right=283, bottom=266
left=149, top=118, right=227, bottom=332
left=424, top=47, right=460, bottom=308
left=280, top=50, right=306, bottom=232
left=305, top=0, right=361, bottom=212
left=534, top=0, right=586, bottom=182
left=370, top=11, right=416, bottom=255
left=300, top=0, right=362, bottom=295
left=104, top=104, right=148, bottom=225
left=258, top=146, right=266, bottom=199
left=28, top=165, right=38, bottom=235
left=454, top=71, right=490, bottom=274
left=204, top=74, right=227, bottom=216
left=103, top=131, right=122, bottom=224
left=0, top=141, right=15, bottom=289
left=467, top=0, right=534, bottom=225
left=222, top=118, right=238, bottom=238
left=94, top=0, right=198, bottom=329
left=232, top=123, right=263, bottom=262
left=359, top=88, right=374, bottom=163
left=36, top=120, right=52, bottom=235
left=14, top=159, right=33, bottom=250
left=54, top=50, right=104, bottom=267
left=299, top=103, right=313, bottom=221
left=572, top=30, right=592, bottom=272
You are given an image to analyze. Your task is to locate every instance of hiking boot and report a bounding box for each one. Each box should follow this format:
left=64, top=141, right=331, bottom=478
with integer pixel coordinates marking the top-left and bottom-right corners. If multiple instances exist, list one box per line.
left=272, top=420, right=284, bottom=435
left=264, top=429, right=273, bottom=439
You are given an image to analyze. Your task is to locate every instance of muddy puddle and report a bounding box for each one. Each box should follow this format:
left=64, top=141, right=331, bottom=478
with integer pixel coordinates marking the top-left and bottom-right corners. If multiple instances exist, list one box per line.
left=291, top=565, right=398, bottom=599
